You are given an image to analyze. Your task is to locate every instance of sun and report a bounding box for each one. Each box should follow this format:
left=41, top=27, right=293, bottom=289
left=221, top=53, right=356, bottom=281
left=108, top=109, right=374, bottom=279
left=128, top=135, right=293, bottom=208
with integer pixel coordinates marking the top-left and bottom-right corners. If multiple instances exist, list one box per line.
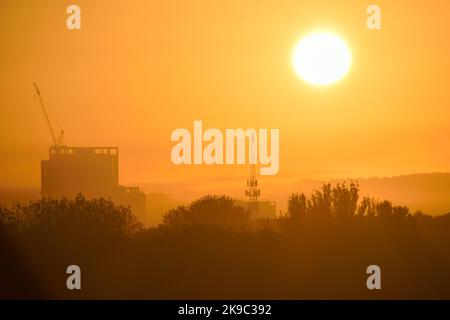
left=292, top=32, right=352, bottom=86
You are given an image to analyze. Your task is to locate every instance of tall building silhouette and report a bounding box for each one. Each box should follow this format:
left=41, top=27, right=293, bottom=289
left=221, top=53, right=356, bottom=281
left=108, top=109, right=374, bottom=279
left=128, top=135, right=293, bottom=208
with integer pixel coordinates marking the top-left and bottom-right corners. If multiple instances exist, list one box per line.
left=41, top=146, right=145, bottom=219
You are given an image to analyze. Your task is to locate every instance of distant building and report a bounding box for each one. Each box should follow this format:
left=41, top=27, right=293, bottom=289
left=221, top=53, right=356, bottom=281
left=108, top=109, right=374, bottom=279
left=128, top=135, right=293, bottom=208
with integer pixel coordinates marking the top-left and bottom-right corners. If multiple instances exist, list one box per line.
left=41, top=146, right=145, bottom=219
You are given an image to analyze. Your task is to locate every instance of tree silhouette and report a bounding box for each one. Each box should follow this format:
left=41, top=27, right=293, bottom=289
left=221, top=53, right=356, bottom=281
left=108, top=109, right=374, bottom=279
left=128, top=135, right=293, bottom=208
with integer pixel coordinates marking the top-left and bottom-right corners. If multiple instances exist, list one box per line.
left=287, top=192, right=307, bottom=219
left=357, top=196, right=377, bottom=217
left=332, top=181, right=359, bottom=217
left=0, top=194, right=142, bottom=236
left=163, top=195, right=250, bottom=230
left=307, top=183, right=333, bottom=218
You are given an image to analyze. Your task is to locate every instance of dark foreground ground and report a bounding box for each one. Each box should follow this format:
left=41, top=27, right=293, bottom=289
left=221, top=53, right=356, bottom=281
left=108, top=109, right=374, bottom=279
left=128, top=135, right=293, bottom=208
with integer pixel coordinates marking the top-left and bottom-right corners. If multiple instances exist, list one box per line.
left=1, top=192, right=449, bottom=299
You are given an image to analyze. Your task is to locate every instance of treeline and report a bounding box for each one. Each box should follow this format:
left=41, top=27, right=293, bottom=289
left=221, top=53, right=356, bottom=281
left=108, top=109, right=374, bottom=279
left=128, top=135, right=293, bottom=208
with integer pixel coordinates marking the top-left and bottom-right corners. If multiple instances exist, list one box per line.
left=0, top=183, right=449, bottom=299
left=286, top=182, right=430, bottom=223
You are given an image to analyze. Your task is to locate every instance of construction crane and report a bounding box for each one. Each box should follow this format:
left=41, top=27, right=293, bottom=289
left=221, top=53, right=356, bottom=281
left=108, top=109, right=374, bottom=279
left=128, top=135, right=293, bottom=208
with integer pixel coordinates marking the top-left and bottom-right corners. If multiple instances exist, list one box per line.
left=33, top=83, right=64, bottom=147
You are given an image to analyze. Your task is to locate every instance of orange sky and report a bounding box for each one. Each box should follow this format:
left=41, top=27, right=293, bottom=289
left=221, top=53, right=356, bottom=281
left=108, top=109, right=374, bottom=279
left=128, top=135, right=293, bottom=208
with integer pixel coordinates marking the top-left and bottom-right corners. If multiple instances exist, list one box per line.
left=1, top=0, right=450, bottom=203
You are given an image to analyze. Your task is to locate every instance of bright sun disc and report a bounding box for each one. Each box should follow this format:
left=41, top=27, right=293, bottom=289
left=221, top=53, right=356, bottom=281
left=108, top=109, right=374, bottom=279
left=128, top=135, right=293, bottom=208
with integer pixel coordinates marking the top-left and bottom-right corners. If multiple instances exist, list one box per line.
left=292, top=32, right=352, bottom=86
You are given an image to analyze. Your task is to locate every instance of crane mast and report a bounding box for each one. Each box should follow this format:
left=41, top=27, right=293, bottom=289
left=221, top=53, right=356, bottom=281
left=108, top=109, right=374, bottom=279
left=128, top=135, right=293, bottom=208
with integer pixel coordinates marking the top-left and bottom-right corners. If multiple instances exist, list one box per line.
left=33, top=83, right=64, bottom=147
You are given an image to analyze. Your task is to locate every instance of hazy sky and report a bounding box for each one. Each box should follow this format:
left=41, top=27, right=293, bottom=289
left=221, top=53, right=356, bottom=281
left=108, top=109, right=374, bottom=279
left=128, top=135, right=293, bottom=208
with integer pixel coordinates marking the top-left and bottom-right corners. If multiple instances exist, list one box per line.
left=1, top=0, right=449, bottom=201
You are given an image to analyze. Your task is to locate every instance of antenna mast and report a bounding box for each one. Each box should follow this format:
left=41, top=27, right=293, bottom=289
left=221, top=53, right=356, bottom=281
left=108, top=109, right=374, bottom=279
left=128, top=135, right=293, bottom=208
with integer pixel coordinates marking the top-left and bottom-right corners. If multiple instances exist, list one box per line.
left=245, top=132, right=260, bottom=202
